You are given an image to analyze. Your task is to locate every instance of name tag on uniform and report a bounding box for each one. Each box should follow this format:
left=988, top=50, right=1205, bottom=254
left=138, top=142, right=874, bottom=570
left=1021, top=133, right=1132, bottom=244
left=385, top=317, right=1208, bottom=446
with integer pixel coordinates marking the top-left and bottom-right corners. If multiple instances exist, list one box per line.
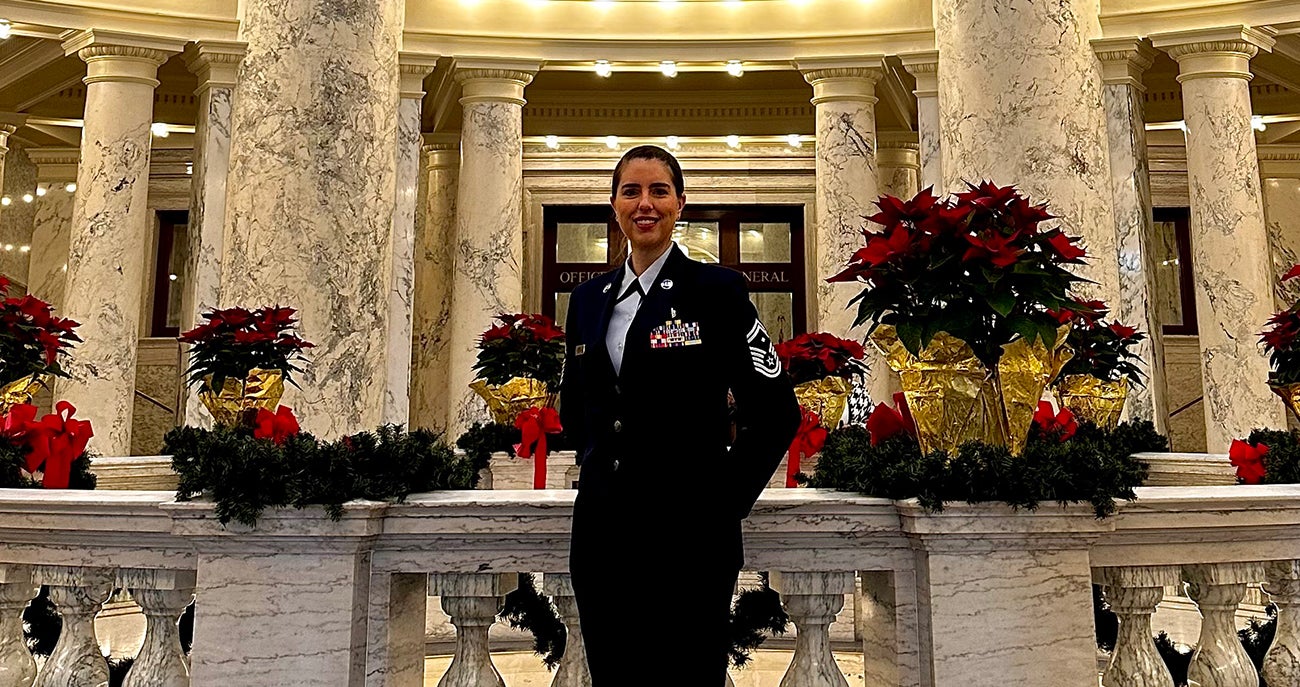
left=650, top=319, right=702, bottom=349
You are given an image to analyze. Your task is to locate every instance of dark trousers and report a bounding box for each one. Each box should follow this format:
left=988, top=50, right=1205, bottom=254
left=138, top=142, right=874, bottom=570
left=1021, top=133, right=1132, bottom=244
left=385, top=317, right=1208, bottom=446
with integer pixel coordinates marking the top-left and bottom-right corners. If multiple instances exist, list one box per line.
left=571, top=560, right=739, bottom=687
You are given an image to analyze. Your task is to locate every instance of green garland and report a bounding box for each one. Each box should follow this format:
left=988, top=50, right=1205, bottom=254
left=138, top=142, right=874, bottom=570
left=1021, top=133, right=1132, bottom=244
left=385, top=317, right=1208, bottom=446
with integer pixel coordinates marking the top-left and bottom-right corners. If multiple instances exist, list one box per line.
left=805, top=420, right=1163, bottom=517
left=497, top=573, right=566, bottom=668
left=166, top=424, right=478, bottom=526
left=728, top=574, right=789, bottom=668
left=1243, top=428, right=1300, bottom=483
left=0, top=439, right=95, bottom=490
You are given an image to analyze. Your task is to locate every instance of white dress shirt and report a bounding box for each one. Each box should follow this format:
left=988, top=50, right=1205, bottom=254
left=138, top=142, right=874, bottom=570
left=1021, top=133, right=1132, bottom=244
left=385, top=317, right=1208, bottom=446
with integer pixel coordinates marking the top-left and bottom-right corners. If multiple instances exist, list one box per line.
left=606, top=244, right=674, bottom=375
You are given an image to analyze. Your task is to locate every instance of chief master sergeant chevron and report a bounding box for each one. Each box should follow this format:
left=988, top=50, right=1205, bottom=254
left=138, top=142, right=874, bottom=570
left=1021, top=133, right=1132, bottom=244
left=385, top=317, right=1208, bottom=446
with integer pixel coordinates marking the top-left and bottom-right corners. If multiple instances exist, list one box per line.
left=559, top=144, right=801, bottom=686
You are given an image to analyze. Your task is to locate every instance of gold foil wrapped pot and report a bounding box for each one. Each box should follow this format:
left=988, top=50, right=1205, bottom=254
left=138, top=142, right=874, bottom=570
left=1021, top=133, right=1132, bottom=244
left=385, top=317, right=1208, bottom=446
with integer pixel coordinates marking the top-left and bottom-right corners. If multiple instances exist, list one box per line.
left=471, top=376, right=555, bottom=425
left=199, top=368, right=286, bottom=427
left=0, top=374, right=45, bottom=416
left=871, top=325, right=1072, bottom=456
left=1272, top=382, right=1300, bottom=424
left=793, top=377, right=852, bottom=430
left=1057, top=375, right=1129, bottom=429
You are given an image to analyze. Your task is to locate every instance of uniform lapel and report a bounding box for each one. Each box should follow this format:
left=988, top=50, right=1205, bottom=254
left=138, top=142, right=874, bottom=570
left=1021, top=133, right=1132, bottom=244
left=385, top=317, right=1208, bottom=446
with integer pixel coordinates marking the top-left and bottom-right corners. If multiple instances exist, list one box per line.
left=591, top=266, right=624, bottom=382
left=621, top=246, right=688, bottom=376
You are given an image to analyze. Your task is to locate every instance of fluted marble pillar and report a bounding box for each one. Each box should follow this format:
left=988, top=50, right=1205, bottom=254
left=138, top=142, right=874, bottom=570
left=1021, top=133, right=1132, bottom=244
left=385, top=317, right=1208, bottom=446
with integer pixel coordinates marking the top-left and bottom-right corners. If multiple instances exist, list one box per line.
left=447, top=62, right=538, bottom=436
left=54, top=30, right=183, bottom=455
left=383, top=54, right=437, bottom=428
left=221, top=0, right=402, bottom=439
left=181, top=40, right=244, bottom=429
left=937, top=0, right=1121, bottom=307
left=1094, top=39, right=1169, bottom=434
left=25, top=148, right=78, bottom=308
left=797, top=60, right=883, bottom=339
left=1152, top=27, right=1284, bottom=452
left=412, top=137, right=458, bottom=431
left=898, top=52, right=940, bottom=192
left=1261, top=154, right=1300, bottom=307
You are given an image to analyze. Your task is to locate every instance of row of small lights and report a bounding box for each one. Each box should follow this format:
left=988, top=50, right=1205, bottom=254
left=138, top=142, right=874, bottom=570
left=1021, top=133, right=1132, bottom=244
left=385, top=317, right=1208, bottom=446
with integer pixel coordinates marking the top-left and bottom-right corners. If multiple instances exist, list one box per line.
left=543, top=134, right=806, bottom=149
left=1, top=183, right=77, bottom=208
left=594, top=59, right=745, bottom=78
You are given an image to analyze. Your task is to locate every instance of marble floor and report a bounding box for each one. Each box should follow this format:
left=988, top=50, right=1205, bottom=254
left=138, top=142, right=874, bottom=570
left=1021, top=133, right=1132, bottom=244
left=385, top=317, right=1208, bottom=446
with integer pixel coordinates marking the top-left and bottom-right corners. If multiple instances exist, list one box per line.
left=423, top=649, right=865, bottom=686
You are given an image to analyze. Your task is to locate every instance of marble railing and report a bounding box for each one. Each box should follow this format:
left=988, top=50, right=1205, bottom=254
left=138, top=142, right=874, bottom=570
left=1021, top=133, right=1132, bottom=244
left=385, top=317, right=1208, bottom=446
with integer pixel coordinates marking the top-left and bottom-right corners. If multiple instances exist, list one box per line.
left=1, top=482, right=1296, bottom=686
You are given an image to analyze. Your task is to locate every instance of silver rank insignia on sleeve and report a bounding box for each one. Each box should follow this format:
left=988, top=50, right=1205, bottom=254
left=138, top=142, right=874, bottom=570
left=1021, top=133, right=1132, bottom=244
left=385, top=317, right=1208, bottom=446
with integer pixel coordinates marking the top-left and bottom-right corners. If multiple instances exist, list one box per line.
left=746, top=319, right=782, bottom=378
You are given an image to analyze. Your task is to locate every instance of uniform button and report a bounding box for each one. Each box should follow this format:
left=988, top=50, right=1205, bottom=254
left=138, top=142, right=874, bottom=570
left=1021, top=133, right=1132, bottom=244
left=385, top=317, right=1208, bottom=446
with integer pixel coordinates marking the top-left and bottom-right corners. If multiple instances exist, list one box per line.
left=613, top=420, right=623, bottom=432
left=612, top=459, right=620, bottom=471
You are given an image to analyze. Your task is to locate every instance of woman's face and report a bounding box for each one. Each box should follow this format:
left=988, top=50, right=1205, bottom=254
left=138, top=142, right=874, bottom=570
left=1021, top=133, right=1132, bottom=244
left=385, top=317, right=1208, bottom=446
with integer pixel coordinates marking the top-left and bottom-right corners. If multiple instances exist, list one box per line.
left=611, top=158, right=685, bottom=258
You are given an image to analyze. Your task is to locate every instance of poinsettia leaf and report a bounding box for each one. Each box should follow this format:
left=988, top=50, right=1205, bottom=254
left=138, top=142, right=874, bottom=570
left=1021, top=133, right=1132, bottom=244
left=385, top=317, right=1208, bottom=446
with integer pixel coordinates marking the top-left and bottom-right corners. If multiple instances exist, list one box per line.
left=987, top=291, right=1016, bottom=317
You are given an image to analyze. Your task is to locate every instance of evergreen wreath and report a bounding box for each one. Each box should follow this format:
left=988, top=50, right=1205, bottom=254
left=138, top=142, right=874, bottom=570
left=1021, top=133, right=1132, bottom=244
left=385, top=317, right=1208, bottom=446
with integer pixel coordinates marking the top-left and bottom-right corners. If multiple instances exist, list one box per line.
left=728, top=573, right=789, bottom=668
left=497, top=573, right=566, bottom=668
left=166, top=423, right=478, bottom=526
left=804, top=420, right=1161, bottom=517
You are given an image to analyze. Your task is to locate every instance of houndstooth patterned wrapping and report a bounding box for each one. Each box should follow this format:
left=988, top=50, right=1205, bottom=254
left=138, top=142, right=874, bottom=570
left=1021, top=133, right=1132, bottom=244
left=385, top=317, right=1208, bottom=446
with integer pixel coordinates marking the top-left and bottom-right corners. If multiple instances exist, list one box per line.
left=844, top=374, right=874, bottom=426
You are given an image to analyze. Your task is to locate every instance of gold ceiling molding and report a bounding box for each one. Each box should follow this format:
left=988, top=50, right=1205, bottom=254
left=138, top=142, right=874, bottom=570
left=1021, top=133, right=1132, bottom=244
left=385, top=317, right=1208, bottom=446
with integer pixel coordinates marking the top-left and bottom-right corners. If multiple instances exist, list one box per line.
left=1, top=0, right=236, bottom=41
left=1100, top=0, right=1300, bottom=37
left=524, top=101, right=814, bottom=123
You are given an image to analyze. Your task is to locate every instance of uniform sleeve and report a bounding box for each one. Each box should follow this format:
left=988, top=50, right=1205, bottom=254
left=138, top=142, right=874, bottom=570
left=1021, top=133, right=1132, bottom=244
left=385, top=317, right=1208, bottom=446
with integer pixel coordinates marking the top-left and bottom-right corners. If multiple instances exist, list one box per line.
left=720, top=275, right=801, bottom=519
left=559, top=291, right=587, bottom=461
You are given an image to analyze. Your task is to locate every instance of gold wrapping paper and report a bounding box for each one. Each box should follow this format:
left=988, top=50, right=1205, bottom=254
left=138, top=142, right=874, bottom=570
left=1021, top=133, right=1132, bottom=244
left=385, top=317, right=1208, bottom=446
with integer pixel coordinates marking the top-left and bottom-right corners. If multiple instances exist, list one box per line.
left=470, top=377, right=555, bottom=425
left=199, top=368, right=285, bottom=427
left=0, top=374, right=45, bottom=415
left=793, top=377, right=853, bottom=430
left=871, top=325, right=1072, bottom=456
left=1271, top=382, right=1300, bottom=424
left=1057, top=375, right=1129, bottom=430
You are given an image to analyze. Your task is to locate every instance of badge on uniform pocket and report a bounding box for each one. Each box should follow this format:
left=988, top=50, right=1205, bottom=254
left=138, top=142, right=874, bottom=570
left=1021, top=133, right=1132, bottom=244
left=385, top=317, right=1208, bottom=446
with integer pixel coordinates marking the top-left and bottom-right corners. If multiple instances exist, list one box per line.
left=650, top=319, right=703, bottom=349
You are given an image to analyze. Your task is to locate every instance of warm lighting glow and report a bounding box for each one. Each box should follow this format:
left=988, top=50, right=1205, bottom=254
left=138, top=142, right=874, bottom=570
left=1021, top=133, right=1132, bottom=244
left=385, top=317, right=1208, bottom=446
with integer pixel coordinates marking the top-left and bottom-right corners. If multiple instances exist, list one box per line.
left=545, top=135, right=560, bottom=149
left=1176, top=121, right=1189, bottom=134
left=0, top=21, right=11, bottom=40
left=186, top=163, right=193, bottom=175
left=659, top=61, right=678, bottom=78
left=0, top=197, right=9, bottom=206
left=18, top=245, right=29, bottom=253
left=35, top=186, right=46, bottom=197
left=786, top=134, right=803, bottom=148
left=605, top=135, right=619, bottom=149
left=1253, top=115, right=1267, bottom=132
left=150, top=123, right=170, bottom=138
left=725, top=135, right=741, bottom=149
left=169, top=273, right=178, bottom=281
left=726, top=60, right=744, bottom=77
left=594, top=60, right=612, bottom=77
left=3, top=245, right=12, bottom=252
left=65, top=183, right=76, bottom=192
left=665, top=135, right=680, bottom=150
left=20, top=194, right=32, bottom=203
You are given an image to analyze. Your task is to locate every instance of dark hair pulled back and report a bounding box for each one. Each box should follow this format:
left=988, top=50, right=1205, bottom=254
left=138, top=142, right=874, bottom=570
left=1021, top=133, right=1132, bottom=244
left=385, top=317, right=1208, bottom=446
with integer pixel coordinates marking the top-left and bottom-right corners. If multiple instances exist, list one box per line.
left=610, top=145, right=685, bottom=199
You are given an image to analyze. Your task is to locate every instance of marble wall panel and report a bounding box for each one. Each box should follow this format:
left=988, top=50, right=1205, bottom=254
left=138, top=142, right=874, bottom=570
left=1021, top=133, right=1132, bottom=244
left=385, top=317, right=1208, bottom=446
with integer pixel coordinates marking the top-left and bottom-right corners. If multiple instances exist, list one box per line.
left=411, top=146, right=456, bottom=431
left=28, top=190, right=73, bottom=308
left=0, top=142, right=37, bottom=286
left=130, top=340, right=181, bottom=456
left=936, top=0, right=1121, bottom=307
left=1265, top=178, right=1300, bottom=307
left=220, top=0, right=402, bottom=439
left=1163, top=335, right=1207, bottom=453
left=448, top=100, right=526, bottom=434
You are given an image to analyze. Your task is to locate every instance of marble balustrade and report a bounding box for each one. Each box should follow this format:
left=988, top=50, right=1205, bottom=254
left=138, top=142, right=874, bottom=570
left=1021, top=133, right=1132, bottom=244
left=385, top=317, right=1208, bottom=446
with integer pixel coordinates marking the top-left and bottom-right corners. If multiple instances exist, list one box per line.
left=0, top=481, right=1295, bottom=685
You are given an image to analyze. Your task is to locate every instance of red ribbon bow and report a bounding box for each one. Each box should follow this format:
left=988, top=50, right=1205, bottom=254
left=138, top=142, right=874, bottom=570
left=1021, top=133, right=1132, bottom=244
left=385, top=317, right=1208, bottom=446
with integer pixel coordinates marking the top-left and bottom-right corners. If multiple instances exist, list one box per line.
left=1032, top=401, right=1078, bottom=442
left=3, top=401, right=94, bottom=489
left=514, top=407, right=562, bottom=489
left=787, top=407, right=828, bottom=487
left=1229, top=439, right=1268, bottom=485
left=253, top=405, right=300, bottom=445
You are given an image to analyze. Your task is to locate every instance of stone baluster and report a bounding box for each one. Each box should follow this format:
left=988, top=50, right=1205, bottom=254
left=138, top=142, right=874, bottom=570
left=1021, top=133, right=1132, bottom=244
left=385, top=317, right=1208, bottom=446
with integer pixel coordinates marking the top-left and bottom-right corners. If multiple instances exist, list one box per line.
left=1183, top=562, right=1265, bottom=687
left=1094, top=565, right=1180, bottom=687
left=429, top=573, right=517, bottom=687
left=770, top=571, right=852, bottom=687
left=32, top=566, right=113, bottom=687
left=541, top=573, right=590, bottom=687
left=0, top=566, right=37, bottom=687
left=120, top=569, right=195, bottom=687
left=1263, top=560, right=1300, bottom=685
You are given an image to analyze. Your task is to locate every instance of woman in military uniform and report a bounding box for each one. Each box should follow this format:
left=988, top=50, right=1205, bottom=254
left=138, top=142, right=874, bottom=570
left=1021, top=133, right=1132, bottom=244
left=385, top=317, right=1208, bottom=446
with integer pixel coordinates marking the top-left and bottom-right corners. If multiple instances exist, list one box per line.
left=560, top=145, right=801, bottom=685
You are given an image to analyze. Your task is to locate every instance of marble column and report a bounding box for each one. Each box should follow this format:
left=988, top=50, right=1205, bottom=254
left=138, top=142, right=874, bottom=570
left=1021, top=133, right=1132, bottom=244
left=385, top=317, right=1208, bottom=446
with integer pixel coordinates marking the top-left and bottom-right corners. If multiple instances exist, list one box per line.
left=936, top=0, right=1121, bottom=307
left=54, top=30, right=183, bottom=456
left=0, top=121, right=17, bottom=238
left=797, top=60, right=884, bottom=340
left=1151, top=27, right=1284, bottom=452
left=181, top=40, right=245, bottom=429
left=877, top=135, right=920, bottom=200
left=447, top=61, right=538, bottom=436
left=220, top=0, right=402, bottom=439
left=383, top=54, right=437, bottom=428
left=25, top=148, right=79, bottom=308
left=411, top=136, right=458, bottom=431
left=1261, top=152, right=1300, bottom=307
left=1094, top=38, right=1169, bottom=434
left=898, top=52, right=941, bottom=192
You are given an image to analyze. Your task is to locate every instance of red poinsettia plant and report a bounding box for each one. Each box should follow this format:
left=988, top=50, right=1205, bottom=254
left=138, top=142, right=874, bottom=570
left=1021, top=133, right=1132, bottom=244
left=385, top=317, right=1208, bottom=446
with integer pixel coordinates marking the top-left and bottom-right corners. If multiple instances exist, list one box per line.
left=774, top=332, right=867, bottom=385
left=1051, top=300, right=1146, bottom=384
left=1261, top=265, right=1300, bottom=386
left=0, top=276, right=81, bottom=383
left=829, top=183, right=1087, bottom=368
left=178, top=306, right=314, bottom=392
left=473, top=314, right=566, bottom=387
